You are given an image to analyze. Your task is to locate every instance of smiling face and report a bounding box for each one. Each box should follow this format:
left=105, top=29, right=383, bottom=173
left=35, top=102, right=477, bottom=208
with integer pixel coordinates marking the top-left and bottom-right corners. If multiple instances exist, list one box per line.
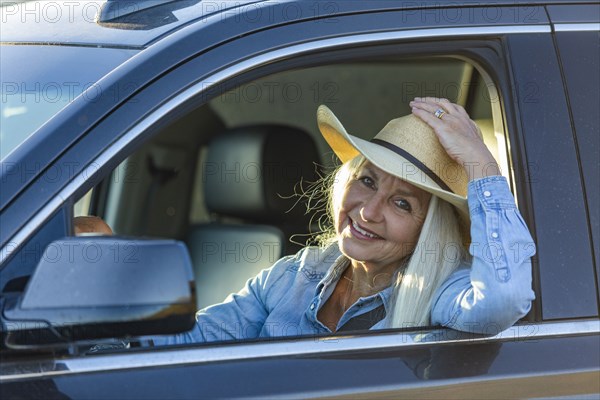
left=335, top=161, right=432, bottom=275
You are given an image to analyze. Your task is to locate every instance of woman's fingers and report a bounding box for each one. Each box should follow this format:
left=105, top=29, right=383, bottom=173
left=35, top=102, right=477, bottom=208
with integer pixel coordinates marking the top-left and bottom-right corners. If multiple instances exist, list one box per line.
left=409, top=100, right=462, bottom=134
left=412, top=97, right=471, bottom=119
left=409, top=97, right=498, bottom=180
left=410, top=98, right=479, bottom=138
left=411, top=97, right=450, bottom=115
left=410, top=105, right=447, bottom=129
left=413, top=97, right=464, bottom=116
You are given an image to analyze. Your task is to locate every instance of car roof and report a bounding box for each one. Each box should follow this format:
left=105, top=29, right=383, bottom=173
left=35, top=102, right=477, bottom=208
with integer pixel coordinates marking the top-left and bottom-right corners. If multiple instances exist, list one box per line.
left=1, top=0, right=586, bottom=48
left=0, top=0, right=265, bottom=48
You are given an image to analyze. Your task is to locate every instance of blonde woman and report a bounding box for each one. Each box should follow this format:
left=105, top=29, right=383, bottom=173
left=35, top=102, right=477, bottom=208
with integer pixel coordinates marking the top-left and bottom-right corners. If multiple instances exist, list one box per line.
left=156, top=97, right=535, bottom=344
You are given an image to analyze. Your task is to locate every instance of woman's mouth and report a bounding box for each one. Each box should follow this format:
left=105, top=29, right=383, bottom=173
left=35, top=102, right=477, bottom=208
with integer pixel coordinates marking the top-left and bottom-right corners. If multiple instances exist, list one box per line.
left=349, top=219, right=381, bottom=239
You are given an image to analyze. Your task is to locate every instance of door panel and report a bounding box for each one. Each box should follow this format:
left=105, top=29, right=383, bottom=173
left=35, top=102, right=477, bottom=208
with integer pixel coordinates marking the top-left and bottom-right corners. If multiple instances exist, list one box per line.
left=553, top=30, right=600, bottom=299
left=506, top=33, right=597, bottom=319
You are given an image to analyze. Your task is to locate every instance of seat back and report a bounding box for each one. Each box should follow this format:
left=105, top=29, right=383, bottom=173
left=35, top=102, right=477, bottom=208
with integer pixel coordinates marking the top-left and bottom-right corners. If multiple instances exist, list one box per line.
left=187, top=124, right=320, bottom=309
left=187, top=225, right=284, bottom=308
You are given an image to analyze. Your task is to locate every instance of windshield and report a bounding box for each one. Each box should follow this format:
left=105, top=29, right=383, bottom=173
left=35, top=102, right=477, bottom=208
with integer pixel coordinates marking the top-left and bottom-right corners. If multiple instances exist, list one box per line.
left=0, top=45, right=137, bottom=160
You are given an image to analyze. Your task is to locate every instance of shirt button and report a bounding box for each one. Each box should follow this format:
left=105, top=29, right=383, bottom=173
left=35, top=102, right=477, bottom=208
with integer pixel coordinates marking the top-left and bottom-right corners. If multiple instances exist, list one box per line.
left=310, top=303, right=315, bottom=311
left=491, top=232, right=499, bottom=239
left=483, top=190, right=491, bottom=197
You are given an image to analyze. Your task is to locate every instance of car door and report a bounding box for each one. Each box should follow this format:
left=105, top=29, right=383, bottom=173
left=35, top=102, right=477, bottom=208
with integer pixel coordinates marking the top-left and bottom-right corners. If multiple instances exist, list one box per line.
left=1, top=2, right=599, bottom=399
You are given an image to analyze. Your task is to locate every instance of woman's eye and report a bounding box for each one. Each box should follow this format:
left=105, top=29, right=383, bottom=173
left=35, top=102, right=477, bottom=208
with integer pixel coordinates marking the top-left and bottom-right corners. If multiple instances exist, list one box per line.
left=394, top=199, right=412, bottom=212
left=357, top=176, right=375, bottom=188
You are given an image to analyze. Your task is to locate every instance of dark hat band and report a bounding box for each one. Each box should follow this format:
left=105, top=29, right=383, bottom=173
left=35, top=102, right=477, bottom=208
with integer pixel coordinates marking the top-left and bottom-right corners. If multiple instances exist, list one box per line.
left=370, top=138, right=453, bottom=193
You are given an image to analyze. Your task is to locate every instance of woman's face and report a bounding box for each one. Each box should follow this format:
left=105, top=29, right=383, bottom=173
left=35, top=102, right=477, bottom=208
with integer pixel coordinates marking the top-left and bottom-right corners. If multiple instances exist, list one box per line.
left=336, top=161, right=431, bottom=273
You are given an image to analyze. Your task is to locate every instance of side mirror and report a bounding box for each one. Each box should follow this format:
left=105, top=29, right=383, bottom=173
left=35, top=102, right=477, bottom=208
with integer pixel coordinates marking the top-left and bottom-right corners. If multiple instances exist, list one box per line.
left=2, top=237, right=196, bottom=347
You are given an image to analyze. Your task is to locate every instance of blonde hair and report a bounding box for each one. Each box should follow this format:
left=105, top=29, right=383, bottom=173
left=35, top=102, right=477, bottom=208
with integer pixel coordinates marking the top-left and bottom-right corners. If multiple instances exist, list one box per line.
left=388, top=194, right=467, bottom=328
left=312, top=155, right=467, bottom=328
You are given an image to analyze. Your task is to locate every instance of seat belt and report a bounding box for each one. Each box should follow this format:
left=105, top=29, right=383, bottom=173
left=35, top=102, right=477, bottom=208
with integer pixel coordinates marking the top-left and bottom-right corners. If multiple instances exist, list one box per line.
left=337, top=304, right=386, bottom=332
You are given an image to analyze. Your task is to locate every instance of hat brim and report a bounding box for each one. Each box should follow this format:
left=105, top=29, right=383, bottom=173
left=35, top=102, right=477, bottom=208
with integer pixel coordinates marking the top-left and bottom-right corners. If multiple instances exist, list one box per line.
left=317, top=105, right=470, bottom=222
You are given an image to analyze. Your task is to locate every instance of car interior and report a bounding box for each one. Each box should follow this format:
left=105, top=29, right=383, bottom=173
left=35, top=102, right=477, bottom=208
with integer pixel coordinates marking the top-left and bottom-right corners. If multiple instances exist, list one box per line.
left=73, top=57, right=512, bottom=313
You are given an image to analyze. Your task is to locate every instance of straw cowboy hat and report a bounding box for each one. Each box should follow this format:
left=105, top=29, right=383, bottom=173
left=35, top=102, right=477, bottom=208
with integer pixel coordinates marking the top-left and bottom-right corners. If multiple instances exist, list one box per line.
left=317, top=104, right=470, bottom=223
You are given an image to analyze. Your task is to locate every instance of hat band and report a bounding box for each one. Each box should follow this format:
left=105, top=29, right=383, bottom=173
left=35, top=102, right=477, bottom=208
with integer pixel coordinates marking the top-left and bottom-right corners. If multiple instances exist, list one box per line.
left=370, top=138, right=453, bottom=193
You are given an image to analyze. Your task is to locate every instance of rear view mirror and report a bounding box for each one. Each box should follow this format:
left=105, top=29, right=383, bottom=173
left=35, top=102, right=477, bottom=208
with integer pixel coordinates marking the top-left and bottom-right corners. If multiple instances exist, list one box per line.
left=2, top=238, right=196, bottom=347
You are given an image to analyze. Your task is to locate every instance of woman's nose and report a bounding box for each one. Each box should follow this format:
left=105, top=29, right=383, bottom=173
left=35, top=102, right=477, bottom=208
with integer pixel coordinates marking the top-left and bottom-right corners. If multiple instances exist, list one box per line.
left=359, top=194, right=384, bottom=222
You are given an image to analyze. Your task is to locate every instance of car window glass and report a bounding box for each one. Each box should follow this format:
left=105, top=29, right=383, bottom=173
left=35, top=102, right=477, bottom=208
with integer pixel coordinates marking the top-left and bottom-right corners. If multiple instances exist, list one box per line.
left=0, top=45, right=136, bottom=161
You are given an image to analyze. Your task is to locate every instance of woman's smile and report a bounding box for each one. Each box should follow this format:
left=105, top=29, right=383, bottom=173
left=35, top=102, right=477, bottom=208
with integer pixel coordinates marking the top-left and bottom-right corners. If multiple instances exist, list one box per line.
left=349, top=218, right=382, bottom=240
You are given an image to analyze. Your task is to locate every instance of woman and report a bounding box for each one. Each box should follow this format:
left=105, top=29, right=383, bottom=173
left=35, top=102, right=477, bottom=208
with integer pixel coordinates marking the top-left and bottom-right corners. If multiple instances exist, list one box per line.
left=156, top=97, right=535, bottom=344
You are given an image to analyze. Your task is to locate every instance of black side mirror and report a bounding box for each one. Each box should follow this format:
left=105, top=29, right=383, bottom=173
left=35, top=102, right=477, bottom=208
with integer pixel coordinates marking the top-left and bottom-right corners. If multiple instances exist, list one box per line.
left=2, top=237, right=196, bottom=347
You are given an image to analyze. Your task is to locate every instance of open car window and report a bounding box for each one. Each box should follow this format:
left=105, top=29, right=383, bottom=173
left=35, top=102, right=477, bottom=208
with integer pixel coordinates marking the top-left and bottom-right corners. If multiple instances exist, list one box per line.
left=70, top=55, right=518, bottom=348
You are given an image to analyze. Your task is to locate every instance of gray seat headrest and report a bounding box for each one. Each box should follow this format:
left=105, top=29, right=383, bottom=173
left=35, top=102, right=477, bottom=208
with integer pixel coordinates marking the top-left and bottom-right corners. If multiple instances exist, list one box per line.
left=203, top=125, right=319, bottom=223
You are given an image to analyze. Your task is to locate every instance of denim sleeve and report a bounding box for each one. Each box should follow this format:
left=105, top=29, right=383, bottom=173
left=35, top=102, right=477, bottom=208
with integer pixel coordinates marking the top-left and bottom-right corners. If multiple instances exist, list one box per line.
left=430, top=176, right=536, bottom=334
left=152, top=254, right=295, bottom=345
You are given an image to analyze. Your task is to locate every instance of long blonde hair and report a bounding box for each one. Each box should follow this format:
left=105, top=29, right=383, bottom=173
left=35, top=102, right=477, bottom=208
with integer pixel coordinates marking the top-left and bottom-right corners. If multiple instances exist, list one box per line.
left=388, top=194, right=467, bottom=328
left=312, top=155, right=467, bottom=328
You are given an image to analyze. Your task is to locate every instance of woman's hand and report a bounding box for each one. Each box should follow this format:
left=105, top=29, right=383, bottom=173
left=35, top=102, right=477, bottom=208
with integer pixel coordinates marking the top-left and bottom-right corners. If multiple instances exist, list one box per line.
left=410, top=97, right=500, bottom=181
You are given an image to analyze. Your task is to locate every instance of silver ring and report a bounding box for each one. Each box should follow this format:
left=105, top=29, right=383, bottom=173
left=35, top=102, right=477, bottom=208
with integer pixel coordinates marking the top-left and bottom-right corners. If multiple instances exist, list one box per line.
left=434, top=108, right=446, bottom=119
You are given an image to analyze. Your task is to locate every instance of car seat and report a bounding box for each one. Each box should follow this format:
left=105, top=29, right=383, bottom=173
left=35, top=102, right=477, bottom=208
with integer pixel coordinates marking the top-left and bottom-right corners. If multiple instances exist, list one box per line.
left=186, top=125, right=320, bottom=309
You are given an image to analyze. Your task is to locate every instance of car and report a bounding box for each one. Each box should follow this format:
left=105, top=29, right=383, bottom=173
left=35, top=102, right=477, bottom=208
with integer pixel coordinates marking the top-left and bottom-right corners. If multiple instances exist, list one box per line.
left=1, top=0, right=599, bottom=398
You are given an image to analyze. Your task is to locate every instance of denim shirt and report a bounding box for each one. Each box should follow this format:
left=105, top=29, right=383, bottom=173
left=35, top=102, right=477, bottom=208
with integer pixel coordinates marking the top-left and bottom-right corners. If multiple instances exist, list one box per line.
left=155, top=176, right=535, bottom=345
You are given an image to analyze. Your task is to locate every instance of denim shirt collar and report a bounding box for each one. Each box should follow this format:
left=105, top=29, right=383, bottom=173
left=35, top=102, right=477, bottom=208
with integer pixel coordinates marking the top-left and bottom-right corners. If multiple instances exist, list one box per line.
left=310, top=247, right=395, bottom=328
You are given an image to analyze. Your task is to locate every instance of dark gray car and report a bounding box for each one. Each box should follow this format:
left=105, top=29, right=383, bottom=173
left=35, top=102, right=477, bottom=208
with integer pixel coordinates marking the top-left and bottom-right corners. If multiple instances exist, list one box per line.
left=1, top=1, right=598, bottom=398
